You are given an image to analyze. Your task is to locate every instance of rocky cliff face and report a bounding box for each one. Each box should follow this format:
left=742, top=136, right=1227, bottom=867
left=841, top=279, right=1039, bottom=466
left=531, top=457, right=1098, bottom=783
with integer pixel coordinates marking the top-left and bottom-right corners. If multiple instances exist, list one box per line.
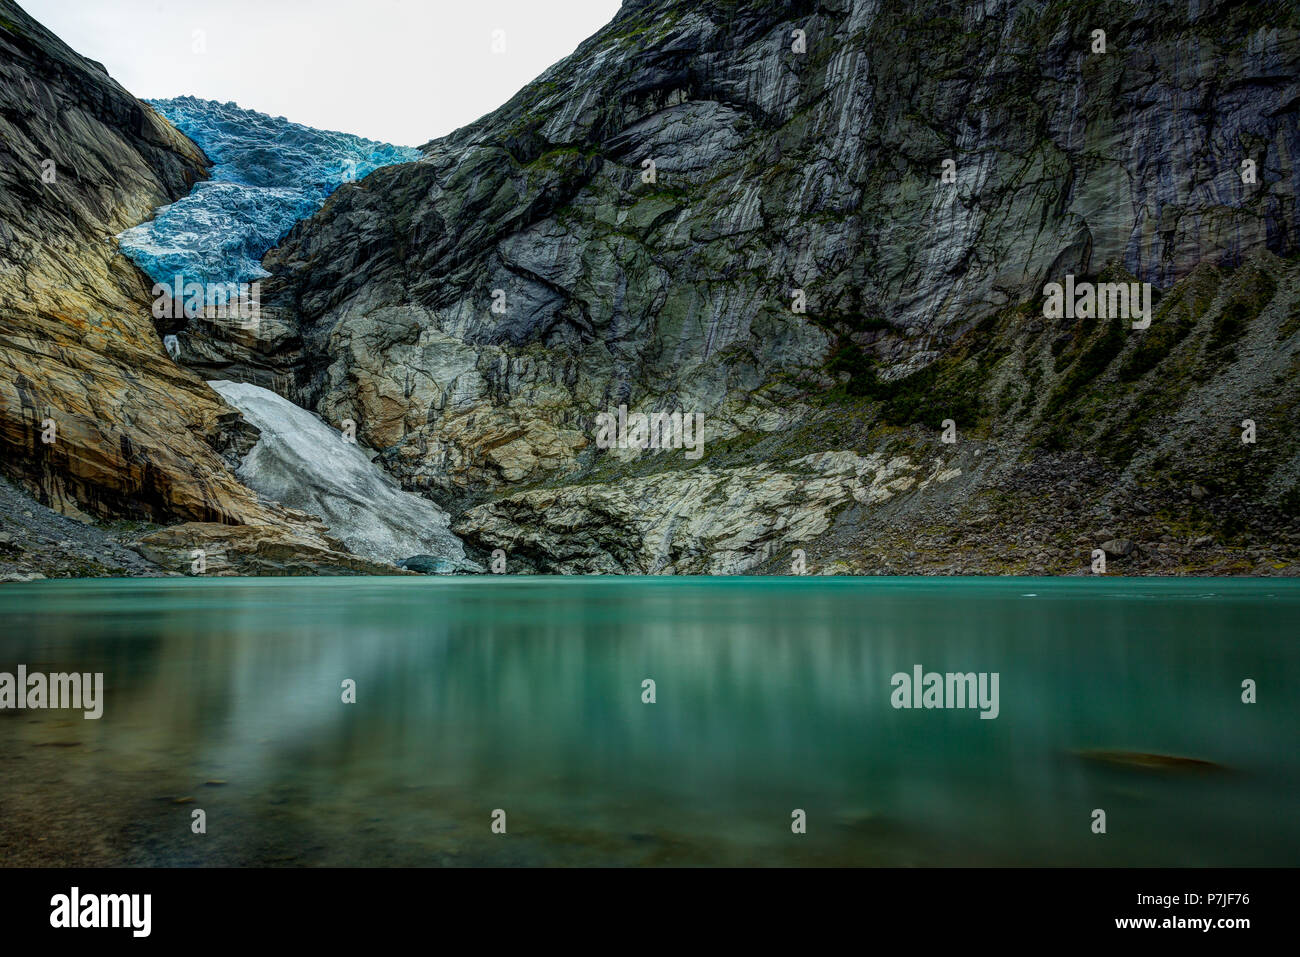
left=0, top=0, right=402, bottom=576
left=6, top=0, right=1299, bottom=577
left=176, top=0, right=1297, bottom=575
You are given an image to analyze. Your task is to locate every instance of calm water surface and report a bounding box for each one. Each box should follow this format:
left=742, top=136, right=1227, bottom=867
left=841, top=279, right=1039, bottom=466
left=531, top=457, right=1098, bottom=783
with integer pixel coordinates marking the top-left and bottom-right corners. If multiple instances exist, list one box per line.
left=0, top=577, right=1295, bottom=866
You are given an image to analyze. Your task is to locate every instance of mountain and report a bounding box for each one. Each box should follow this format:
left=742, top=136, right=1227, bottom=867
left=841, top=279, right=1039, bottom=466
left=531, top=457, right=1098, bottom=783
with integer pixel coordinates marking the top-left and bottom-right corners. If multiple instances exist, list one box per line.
left=0, top=0, right=401, bottom=577
left=2, top=0, right=1298, bottom=578
left=179, top=0, right=1300, bottom=575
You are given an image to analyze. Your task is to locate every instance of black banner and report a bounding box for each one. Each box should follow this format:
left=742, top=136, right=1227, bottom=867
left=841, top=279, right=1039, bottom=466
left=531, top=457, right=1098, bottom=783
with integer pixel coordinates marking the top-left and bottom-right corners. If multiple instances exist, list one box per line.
left=0, top=867, right=1278, bottom=943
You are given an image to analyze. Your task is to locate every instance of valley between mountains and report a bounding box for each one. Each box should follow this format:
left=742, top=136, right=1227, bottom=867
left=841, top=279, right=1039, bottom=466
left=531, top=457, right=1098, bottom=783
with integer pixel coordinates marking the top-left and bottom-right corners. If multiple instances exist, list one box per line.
left=1, top=0, right=1298, bottom=580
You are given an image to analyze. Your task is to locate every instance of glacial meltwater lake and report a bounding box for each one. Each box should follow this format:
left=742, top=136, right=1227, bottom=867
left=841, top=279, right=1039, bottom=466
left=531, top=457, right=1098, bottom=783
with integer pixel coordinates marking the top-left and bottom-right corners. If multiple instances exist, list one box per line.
left=0, top=577, right=1296, bottom=867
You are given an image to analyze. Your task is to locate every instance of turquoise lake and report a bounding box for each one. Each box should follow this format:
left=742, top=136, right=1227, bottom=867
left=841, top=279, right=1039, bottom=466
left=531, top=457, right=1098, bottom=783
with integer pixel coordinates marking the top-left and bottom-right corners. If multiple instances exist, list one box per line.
left=0, top=577, right=1295, bottom=866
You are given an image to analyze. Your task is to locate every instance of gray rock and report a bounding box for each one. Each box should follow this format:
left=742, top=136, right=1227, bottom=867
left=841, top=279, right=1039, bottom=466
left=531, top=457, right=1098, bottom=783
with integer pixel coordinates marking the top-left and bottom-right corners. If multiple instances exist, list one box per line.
left=179, top=0, right=1300, bottom=507
left=1100, top=539, right=1139, bottom=558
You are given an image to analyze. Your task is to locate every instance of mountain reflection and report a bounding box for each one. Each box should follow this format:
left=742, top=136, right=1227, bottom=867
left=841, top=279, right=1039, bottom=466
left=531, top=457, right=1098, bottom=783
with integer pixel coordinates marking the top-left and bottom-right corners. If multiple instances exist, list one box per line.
left=1, top=578, right=1296, bottom=866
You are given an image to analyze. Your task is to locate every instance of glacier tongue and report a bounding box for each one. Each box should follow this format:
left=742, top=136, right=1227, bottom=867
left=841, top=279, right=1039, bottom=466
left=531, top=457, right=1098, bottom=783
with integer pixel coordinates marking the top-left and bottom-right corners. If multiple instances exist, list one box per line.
left=209, top=380, right=477, bottom=571
left=120, top=96, right=421, bottom=285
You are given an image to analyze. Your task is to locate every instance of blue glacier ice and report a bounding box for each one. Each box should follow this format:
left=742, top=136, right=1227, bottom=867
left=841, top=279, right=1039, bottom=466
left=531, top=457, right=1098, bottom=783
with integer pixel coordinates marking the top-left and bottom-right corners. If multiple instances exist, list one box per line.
left=119, top=97, right=421, bottom=285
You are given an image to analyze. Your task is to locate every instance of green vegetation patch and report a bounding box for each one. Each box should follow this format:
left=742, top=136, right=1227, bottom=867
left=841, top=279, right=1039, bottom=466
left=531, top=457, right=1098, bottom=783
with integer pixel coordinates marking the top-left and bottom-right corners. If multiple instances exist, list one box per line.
left=1207, top=267, right=1276, bottom=357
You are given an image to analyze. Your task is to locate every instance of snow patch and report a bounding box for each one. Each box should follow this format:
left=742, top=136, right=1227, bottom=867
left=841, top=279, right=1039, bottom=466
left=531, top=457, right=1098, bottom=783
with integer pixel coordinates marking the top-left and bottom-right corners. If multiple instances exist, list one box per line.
left=209, top=380, right=477, bottom=571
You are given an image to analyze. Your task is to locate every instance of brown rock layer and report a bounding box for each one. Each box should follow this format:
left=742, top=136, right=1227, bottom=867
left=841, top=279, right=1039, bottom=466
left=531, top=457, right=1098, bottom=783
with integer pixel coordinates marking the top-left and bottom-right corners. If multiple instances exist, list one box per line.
left=0, top=0, right=401, bottom=575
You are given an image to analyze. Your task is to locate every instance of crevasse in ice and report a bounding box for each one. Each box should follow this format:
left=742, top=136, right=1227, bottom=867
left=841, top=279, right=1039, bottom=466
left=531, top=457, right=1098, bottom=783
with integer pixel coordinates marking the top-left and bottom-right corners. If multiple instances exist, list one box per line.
left=119, top=96, right=421, bottom=284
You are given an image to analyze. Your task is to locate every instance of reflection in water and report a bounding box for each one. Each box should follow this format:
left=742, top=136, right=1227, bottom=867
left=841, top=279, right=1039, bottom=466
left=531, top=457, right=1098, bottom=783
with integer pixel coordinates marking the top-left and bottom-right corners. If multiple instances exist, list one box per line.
left=0, top=577, right=1296, bottom=866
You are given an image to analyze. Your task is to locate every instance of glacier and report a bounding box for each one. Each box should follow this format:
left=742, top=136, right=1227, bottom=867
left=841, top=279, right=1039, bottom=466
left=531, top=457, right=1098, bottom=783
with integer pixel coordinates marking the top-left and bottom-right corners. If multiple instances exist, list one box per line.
left=122, top=102, right=475, bottom=572
left=209, top=380, right=479, bottom=572
left=119, top=97, right=420, bottom=284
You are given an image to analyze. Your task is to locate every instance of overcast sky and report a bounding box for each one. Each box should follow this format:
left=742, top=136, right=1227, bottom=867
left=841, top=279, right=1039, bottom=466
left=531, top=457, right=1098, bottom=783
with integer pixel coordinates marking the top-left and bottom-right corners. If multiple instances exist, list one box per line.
left=23, top=0, right=622, bottom=146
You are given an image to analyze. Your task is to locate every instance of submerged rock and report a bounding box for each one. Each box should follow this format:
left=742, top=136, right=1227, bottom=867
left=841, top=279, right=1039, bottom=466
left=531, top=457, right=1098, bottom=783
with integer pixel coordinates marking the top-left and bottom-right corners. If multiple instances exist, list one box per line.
left=1075, top=749, right=1225, bottom=772
left=209, top=380, right=478, bottom=570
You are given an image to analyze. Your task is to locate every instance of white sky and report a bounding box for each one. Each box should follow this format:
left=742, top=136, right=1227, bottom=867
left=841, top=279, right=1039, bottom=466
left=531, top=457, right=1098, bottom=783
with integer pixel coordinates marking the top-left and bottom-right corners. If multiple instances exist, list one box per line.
left=22, top=0, right=622, bottom=146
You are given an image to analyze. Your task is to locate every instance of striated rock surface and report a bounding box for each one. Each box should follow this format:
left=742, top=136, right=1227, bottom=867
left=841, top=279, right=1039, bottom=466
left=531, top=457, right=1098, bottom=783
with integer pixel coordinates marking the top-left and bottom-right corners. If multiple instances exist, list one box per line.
left=0, top=0, right=257, bottom=524
left=178, top=0, right=1298, bottom=575
left=0, top=0, right=418, bottom=576
left=456, top=450, right=963, bottom=574
left=133, top=521, right=409, bottom=577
